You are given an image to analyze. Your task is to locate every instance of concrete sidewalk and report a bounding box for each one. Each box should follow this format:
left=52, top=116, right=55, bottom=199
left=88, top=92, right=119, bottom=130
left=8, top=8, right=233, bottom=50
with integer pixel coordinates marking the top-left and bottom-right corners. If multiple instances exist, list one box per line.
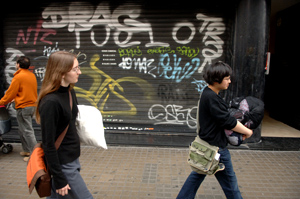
left=0, top=144, right=299, bottom=199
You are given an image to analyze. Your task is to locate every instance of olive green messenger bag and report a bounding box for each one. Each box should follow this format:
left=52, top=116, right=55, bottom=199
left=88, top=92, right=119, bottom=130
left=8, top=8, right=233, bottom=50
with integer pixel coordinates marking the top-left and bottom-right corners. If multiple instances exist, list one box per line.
left=187, top=99, right=225, bottom=175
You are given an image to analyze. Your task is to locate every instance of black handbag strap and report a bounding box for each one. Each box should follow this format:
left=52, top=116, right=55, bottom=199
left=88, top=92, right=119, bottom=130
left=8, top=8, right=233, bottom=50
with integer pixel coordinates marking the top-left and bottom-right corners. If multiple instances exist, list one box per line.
left=54, top=91, right=73, bottom=150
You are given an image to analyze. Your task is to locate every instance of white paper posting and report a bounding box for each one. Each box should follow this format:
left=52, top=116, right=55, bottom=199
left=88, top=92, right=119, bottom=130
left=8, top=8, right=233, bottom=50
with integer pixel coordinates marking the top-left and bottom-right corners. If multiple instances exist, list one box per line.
left=215, top=153, right=220, bottom=160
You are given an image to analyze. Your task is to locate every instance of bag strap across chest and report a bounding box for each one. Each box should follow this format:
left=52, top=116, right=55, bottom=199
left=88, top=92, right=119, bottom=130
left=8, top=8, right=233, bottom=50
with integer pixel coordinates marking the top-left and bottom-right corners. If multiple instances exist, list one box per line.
left=54, top=91, right=73, bottom=150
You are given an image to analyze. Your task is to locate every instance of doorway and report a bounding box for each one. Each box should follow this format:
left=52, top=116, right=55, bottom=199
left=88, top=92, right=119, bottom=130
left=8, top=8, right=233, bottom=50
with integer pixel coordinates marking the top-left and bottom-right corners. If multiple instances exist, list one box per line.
left=264, top=1, right=300, bottom=136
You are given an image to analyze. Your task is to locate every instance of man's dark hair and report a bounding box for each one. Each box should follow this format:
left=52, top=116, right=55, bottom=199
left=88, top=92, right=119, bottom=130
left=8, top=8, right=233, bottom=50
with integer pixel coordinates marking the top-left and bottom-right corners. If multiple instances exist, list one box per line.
left=17, top=56, right=30, bottom=69
left=203, top=61, right=232, bottom=85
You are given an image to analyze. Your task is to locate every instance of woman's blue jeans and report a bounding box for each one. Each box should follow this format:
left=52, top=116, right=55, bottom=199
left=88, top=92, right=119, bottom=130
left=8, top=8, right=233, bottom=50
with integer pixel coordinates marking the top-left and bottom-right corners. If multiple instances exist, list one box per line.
left=177, top=148, right=243, bottom=199
left=47, top=158, right=94, bottom=199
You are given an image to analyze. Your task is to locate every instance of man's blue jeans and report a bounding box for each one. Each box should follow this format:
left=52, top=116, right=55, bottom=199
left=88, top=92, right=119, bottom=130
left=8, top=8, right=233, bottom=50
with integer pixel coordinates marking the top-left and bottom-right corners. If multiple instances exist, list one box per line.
left=177, top=148, right=243, bottom=199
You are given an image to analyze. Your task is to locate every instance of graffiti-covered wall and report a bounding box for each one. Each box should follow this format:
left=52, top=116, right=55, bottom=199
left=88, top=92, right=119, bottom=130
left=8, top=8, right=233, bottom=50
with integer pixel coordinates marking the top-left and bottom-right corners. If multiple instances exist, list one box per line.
left=2, top=1, right=235, bottom=136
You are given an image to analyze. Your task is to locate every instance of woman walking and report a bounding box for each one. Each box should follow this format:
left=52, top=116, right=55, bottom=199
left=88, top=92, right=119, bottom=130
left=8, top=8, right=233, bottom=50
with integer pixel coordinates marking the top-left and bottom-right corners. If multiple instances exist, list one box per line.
left=35, top=51, right=93, bottom=199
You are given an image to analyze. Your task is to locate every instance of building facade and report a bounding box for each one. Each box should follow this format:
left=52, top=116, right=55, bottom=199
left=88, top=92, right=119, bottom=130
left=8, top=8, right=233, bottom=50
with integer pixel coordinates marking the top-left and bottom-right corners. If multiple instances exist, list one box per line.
left=0, top=0, right=269, bottom=146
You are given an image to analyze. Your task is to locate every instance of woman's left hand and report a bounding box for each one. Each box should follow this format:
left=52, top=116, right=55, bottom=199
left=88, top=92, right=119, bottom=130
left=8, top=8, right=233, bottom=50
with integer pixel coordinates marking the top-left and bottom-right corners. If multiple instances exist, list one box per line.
left=56, top=184, right=71, bottom=196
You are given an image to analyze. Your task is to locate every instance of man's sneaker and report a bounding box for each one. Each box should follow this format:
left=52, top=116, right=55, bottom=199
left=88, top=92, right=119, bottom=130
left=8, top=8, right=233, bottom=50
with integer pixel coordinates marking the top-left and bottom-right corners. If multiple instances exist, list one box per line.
left=23, top=157, right=29, bottom=162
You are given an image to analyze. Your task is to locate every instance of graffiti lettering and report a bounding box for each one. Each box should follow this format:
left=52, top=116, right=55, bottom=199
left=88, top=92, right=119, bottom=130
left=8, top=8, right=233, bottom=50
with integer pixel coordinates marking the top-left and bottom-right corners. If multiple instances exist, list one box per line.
left=41, top=2, right=225, bottom=54
left=111, top=4, right=168, bottom=48
left=118, top=46, right=142, bottom=57
left=157, top=54, right=200, bottom=83
left=35, top=68, right=46, bottom=81
left=32, top=43, right=87, bottom=81
left=148, top=104, right=197, bottom=129
left=176, top=46, right=200, bottom=59
left=197, top=14, right=225, bottom=73
left=42, top=2, right=168, bottom=48
left=119, top=57, right=156, bottom=78
left=5, top=48, right=24, bottom=84
left=69, top=49, right=88, bottom=66
left=118, top=53, right=201, bottom=81
left=147, top=47, right=175, bottom=55
left=16, top=19, right=56, bottom=45
left=172, top=22, right=196, bottom=44
left=191, top=79, right=207, bottom=94
left=4, top=2, right=228, bottom=133
left=43, top=42, right=60, bottom=57
left=158, top=84, right=194, bottom=101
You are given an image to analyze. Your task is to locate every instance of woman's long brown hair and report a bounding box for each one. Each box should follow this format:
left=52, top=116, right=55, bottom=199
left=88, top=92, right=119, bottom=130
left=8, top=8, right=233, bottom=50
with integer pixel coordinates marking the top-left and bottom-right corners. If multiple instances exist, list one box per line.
left=35, top=51, right=76, bottom=123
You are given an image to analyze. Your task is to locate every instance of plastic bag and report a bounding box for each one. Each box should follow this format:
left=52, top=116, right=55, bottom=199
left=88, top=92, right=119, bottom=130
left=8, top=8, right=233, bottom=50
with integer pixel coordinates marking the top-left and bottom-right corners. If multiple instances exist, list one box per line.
left=76, top=105, right=107, bottom=149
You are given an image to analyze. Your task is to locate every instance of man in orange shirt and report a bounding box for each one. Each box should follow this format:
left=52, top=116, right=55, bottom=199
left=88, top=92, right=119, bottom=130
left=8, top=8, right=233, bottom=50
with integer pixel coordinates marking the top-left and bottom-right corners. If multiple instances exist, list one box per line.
left=0, top=56, right=37, bottom=161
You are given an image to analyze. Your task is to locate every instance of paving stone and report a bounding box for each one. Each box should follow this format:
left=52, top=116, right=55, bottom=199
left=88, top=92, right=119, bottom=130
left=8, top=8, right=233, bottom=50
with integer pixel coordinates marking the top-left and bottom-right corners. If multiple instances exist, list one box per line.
left=0, top=144, right=299, bottom=199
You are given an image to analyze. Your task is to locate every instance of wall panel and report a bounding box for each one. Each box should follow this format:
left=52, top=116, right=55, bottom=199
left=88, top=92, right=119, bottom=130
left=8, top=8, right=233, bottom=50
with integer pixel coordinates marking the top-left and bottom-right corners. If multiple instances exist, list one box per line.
left=2, top=1, right=234, bottom=138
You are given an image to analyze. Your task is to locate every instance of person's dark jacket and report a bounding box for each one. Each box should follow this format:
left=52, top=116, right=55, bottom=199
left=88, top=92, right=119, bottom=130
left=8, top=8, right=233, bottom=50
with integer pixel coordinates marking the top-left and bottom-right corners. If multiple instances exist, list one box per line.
left=198, top=87, right=237, bottom=148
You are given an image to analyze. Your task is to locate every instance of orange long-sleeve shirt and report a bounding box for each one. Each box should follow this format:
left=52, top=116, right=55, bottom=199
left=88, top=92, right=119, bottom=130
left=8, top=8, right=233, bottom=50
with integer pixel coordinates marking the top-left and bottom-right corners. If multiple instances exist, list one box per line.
left=0, top=69, right=37, bottom=109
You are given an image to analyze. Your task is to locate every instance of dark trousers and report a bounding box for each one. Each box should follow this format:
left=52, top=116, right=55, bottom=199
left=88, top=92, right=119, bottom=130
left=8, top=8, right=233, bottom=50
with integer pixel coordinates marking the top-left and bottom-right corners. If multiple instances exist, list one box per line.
left=16, top=106, right=37, bottom=153
left=177, top=148, right=243, bottom=199
left=48, top=158, right=94, bottom=199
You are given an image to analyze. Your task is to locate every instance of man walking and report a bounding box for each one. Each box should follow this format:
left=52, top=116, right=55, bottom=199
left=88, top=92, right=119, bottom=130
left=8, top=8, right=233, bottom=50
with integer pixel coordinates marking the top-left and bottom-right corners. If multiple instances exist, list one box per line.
left=0, top=56, right=37, bottom=161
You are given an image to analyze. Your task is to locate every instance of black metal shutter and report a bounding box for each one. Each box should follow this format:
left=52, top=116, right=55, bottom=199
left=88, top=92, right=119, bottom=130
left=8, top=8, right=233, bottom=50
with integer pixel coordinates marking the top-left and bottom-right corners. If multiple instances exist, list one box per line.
left=2, top=1, right=233, bottom=136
